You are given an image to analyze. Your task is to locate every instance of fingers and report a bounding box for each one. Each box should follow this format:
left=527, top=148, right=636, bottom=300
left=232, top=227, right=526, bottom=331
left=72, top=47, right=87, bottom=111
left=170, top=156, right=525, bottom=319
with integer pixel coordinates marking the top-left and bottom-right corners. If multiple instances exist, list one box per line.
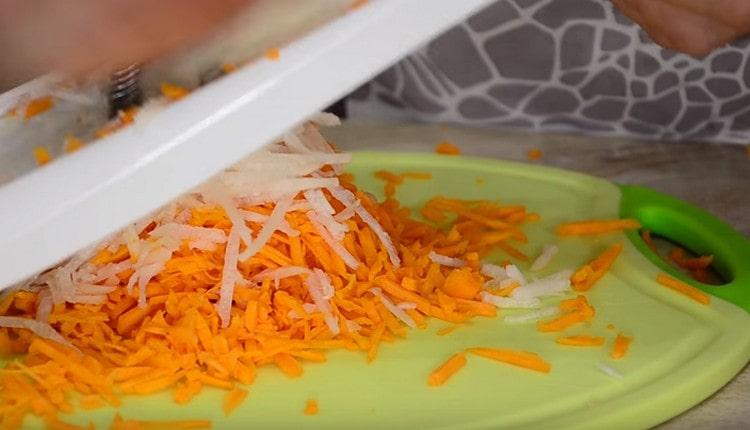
left=613, top=0, right=743, bottom=57
left=661, top=0, right=750, bottom=29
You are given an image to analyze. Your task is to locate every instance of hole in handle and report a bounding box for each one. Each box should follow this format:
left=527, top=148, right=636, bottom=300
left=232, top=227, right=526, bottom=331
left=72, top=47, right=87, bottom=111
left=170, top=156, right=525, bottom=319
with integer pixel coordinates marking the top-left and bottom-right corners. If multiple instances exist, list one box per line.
left=639, top=229, right=725, bottom=286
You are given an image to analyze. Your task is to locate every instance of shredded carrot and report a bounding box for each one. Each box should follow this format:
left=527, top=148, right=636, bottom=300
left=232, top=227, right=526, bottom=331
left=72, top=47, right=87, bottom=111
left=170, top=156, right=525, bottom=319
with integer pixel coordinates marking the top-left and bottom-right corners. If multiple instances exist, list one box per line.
left=222, top=388, right=248, bottom=416
left=221, top=63, right=238, bottom=74
left=349, top=0, right=368, bottom=10
left=33, top=147, right=52, bottom=166
left=527, top=148, right=542, bottom=161
left=538, top=295, right=595, bottom=332
left=110, top=413, right=211, bottom=429
left=435, top=141, right=461, bottom=155
left=555, top=335, right=605, bottom=347
left=24, top=96, right=54, bottom=119
left=64, top=136, right=85, bottom=154
left=571, top=243, right=623, bottom=291
left=427, top=353, right=467, bottom=386
left=656, top=273, right=711, bottom=305
left=436, top=326, right=459, bottom=336
left=441, top=267, right=482, bottom=299
left=610, top=333, right=633, bottom=359
left=161, top=83, right=189, bottom=101
left=467, top=347, right=551, bottom=373
left=641, top=229, right=657, bottom=252
left=265, top=47, right=281, bottom=61
left=556, top=219, right=641, bottom=236
left=303, top=399, right=319, bottom=415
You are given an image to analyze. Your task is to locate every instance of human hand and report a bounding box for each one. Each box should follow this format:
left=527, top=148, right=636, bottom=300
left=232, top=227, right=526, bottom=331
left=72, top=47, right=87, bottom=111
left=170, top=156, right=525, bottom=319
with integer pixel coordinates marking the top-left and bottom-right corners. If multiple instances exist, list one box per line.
left=612, top=0, right=750, bottom=56
left=0, top=0, right=251, bottom=89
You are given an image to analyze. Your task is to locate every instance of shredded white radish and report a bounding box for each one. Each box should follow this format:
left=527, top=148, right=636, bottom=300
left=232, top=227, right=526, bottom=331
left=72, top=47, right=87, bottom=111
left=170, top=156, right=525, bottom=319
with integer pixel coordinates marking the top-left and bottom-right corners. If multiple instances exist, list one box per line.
left=35, top=289, right=52, bottom=323
left=428, top=251, right=465, bottom=268
left=307, top=212, right=360, bottom=270
left=480, top=291, right=540, bottom=309
left=216, top=228, right=240, bottom=328
left=480, top=263, right=507, bottom=280
left=598, top=362, right=624, bottom=379
left=505, top=264, right=527, bottom=285
left=0, top=316, right=76, bottom=351
left=306, top=270, right=339, bottom=335
left=252, top=266, right=310, bottom=282
left=503, top=306, right=560, bottom=325
left=510, top=270, right=573, bottom=300
left=371, top=288, right=416, bottom=328
left=239, top=198, right=293, bottom=261
left=530, top=244, right=559, bottom=271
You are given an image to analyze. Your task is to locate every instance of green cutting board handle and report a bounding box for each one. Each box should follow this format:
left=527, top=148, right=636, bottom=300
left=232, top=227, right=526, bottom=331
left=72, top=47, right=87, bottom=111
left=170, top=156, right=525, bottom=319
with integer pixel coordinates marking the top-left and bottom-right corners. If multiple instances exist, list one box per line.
left=620, top=184, right=750, bottom=312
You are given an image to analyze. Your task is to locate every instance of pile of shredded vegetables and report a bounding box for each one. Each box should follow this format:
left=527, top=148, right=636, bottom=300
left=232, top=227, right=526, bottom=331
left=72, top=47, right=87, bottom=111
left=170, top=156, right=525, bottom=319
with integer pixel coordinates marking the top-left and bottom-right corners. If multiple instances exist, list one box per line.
left=0, top=112, right=708, bottom=427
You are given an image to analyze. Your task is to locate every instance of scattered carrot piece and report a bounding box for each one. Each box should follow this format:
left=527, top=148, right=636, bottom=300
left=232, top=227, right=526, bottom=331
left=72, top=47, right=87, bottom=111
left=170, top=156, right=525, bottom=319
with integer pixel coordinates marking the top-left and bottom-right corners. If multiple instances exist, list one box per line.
left=24, top=96, right=54, bottom=119
left=611, top=333, right=633, bottom=359
left=427, top=353, right=467, bottom=386
left=33, top=147, right=52, bottom=166
left=265, top=47, right=281, bottom=61
left=64, top=136, right=85, bottom=154
left=556, top=335, right=605, bottom=347
left=467, top=347, right=551, bottom=373
left=656, top=273, right=711, bottom=305
left=110, top=413, right=211, bottom=429
left=527, top=148, right=543, bottom=161
left=349, top=0, right=368, bottom=10
left=557, top=219, right=641, bottom=236
left=221, top=63, right=238, bottom=74
left=641, top=229, right=658, bottom=252
left=538, top=295, right=595, bottom=332
left=435, top=141, right=461, bottom=155
left=303, top=399, right=319, bottom=415
left=441, top=267, right=482, bottom=299
left=436, top=326, right=459, bottom=336
left=571, top=243, right=623, bottom=291
left=161, top=83, right=190, bottom=101
left=222, top=387, right=248, bottom=416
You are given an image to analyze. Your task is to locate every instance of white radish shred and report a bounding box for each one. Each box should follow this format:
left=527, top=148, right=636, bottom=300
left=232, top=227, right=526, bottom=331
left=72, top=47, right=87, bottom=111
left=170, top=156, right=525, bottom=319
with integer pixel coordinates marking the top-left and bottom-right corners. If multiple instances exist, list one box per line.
left=307, top=212, right=360, bottom=270
left=216, top=228, right=241, bottom=328
left=238, top=198, right=293, bottom=261
left=530, top=244, right=559, bottom=272
left=370, top=288, right=416, bottom=328
left=252, top=266, right=310, bottom=282
left=0, top=316, right=77, bottom=351
left=598, top=362, right=624, bottom=379
left=510, top=270, right=573, bottom=300
left=505, top=264, right=527, bottom=285
left=428, top=251, right=465, bottom=268
left=503, top=306, right=560, bottom=325
left=305, top=270, right=339, bottom=335
left=480, top=291, right=540, bottom=309
left=480, top=263, right=507, bottom=280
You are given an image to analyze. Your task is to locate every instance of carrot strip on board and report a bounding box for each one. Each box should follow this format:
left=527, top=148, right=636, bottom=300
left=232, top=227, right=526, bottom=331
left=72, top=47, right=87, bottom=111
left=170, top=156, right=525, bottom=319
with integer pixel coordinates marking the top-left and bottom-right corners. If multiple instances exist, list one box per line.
left=24, top=96, right=54, bottom=119
left=436, top=326, right=459, bottom=337
left=265, top=47, right=281, bottom=60
left=538, top=295, right=595, bottom=332
left=435, top=141, right=461, bottom=155
left=571, top=243, right=623, bottom=292
left=303, top=399, right=319, bottom=416
left=656, top=273, right=711, bottom=305
left=527, top=148, right=542, bottom=161
left=33, top=147, right=52, bottom=166
left=160, top=83, right=189, bottom=101
left=110, top=413, right=212, bottom=429
left=556, top=219, right=641, bottom=236
left=467, top=347, right=551, bottom=373
left=222, top=388, right=248, bottom=416
left=63, top=136, right=85, bottom=154
left=610, top=333, right=633, bottom=360
left=555, top=335, right=605, bottom=347
left=427, top=353, right=467, bottom=386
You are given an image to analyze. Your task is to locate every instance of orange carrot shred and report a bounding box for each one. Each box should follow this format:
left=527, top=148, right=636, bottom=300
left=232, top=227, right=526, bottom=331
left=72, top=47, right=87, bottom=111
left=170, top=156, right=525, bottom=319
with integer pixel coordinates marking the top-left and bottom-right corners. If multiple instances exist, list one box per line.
left=527, top=148, right=542, bottom=161
left=611, top=333, right=633, bottom=359
left=33, top=147, right=52, bottom=166
left=265, top=47, right=281, bottom=60
left=24, top=96, right=54, bottom=119
left=64, top=136, right=85, bottom=154
left=656, top=273, right=711, bottom=305
left=222, top=387, right=248, bottom=416
left=427, top=353, right=467, bottom=386
left=303, top=398, right=319, bottom=415
left=571, top=243, right=623, bottom=292
left=161, top=83, right=189, bottom=101
left=555, top=335, right=605, bottom=347
left=435, top=141, right=461, bottom=155
left=556, top=219, right=641, bottom=236
left=467, top=347, right=551, bottom=373
left=641, top=229, right=658, bottom=252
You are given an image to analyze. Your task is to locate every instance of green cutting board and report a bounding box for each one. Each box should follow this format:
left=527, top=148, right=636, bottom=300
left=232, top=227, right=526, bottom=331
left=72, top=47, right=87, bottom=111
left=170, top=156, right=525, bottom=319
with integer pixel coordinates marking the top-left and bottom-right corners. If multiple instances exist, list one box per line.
left=25, top=152, right=750, bottom=429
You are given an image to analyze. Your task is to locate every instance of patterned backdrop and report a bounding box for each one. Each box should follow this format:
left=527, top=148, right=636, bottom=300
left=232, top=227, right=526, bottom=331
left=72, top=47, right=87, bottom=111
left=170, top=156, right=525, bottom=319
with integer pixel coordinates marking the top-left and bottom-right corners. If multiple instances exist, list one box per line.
left=347, top=0, right=750, bottom=144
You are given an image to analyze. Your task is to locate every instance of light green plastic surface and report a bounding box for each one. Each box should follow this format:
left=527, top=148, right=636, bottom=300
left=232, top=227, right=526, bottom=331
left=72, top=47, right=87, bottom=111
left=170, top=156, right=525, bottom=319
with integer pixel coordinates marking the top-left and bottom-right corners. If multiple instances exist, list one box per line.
left=23, top=152, right=750, bottom=429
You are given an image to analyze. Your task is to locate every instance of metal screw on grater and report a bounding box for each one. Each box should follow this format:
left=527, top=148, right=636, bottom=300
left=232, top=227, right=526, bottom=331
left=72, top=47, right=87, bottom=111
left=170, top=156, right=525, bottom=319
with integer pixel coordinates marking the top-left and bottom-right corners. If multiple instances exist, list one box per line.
left=108, top=64, right=142, bottom=118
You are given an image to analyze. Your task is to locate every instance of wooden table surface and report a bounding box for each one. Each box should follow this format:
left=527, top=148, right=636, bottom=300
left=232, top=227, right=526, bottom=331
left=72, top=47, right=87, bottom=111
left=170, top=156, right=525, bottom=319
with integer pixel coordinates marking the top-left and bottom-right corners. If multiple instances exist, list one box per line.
left=327, top=120, right=750, bottom=430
